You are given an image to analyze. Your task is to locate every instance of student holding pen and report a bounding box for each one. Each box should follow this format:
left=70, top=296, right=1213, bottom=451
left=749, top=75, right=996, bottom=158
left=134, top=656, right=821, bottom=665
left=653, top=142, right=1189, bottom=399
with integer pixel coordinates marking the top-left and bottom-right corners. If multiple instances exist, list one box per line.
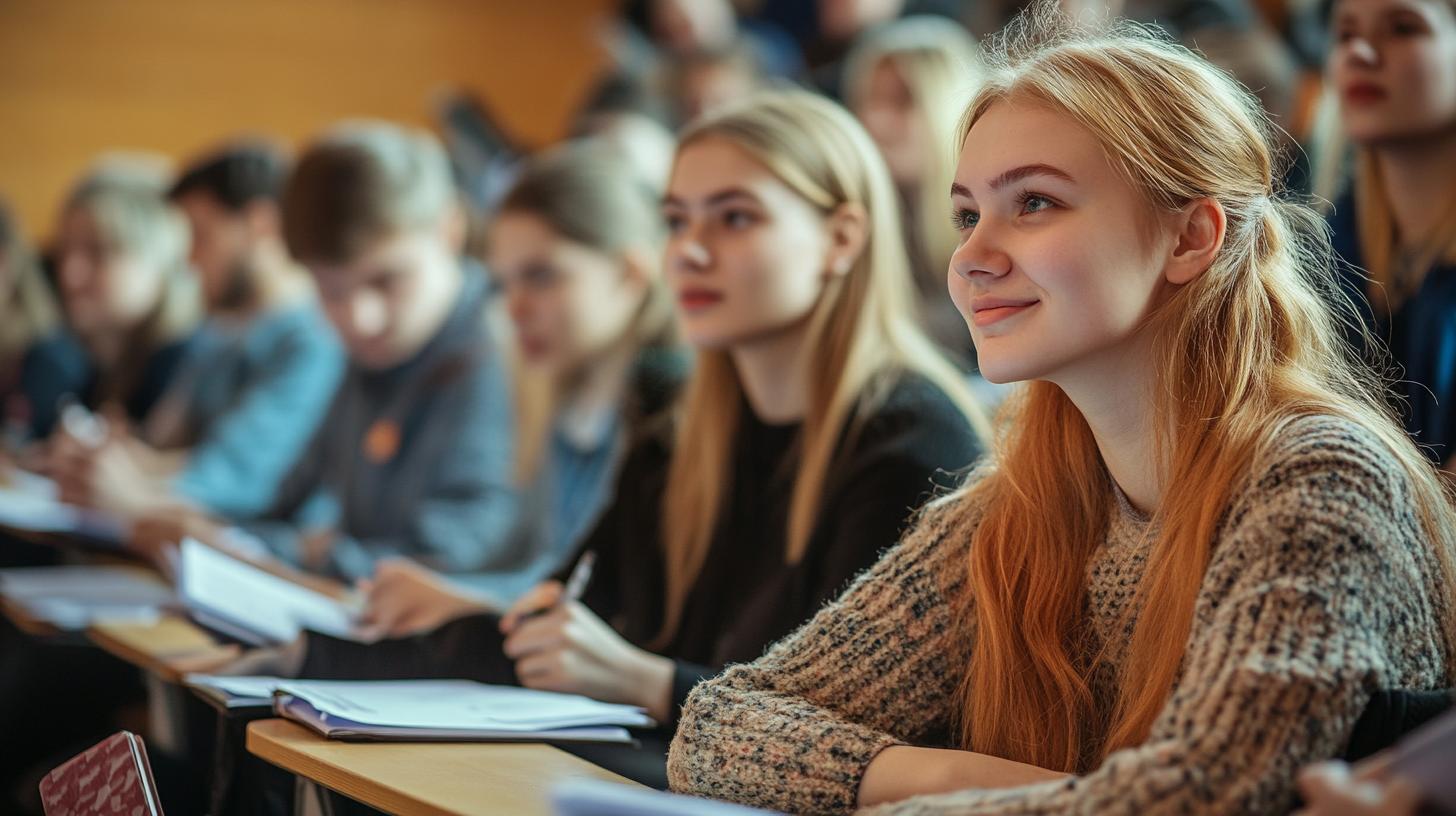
left=356, top=139, right=689, bottom=627
left=222, top=90, right=988, bottom=797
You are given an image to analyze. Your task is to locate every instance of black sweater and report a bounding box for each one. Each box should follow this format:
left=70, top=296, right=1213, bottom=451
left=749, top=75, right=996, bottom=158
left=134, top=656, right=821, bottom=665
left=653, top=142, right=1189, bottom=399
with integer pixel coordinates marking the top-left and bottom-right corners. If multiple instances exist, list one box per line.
left=562, top=369, right=982, bottom=711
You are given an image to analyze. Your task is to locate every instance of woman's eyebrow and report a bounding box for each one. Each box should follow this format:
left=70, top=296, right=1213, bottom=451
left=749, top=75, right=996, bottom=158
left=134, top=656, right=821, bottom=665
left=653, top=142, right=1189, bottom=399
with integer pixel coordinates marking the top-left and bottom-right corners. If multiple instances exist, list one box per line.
left=988, top=163, right=1076, bottom=191
left=662, top=188, right=762, bottom=209
left=951, top=164, right=1077, bottom=199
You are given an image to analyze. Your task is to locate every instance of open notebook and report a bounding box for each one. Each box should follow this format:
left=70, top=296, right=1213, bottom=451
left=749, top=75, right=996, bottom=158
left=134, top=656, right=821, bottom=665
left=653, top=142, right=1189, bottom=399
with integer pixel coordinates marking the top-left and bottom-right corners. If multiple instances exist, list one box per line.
left=38, top=731, right=164, bottom=816
left=178, top=537, right=361, bottom=645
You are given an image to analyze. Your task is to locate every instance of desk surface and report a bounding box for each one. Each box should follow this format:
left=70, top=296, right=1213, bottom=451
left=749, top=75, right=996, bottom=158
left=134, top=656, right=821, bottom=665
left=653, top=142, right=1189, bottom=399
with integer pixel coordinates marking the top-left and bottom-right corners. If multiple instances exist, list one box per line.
left=247, top=719, right=643, bottom=816
left=87, top=616, right=234, bottom=683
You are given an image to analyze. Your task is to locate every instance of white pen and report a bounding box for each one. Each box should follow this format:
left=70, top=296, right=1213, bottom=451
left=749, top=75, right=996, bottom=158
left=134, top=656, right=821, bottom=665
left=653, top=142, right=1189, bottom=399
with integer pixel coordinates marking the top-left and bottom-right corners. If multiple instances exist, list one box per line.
left=562, top=550, right=596, bottom=602
left=59, top=400, right=108, bottom=449
left=521, top=550, right=596, bottom=622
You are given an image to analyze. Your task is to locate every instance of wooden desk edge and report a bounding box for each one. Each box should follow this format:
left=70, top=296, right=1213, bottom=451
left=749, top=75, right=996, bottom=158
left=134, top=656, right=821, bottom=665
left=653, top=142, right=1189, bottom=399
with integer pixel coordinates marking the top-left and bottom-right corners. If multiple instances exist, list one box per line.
left=87, top=618, right=231, bottom=684
left=247, top=720, right=468, bottom=816
left=247, top=719, right=644, bottom=816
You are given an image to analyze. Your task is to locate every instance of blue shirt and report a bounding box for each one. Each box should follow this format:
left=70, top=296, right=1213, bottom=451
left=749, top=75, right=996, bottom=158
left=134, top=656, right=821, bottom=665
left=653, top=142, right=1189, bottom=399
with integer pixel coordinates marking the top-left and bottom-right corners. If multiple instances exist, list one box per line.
left=1329, top=193, right=1456, bottom=464
left=164, top=303, right=345, bottom=518
left=244, top=270, right=523, bottom=581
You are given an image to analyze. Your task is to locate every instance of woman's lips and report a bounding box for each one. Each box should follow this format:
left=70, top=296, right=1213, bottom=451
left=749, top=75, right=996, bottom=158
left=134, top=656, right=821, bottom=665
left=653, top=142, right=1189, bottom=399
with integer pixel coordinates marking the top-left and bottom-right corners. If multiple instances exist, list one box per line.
left=678, top=289, right=724, bottom=311
left=1343, top=82, right=1388, bottom=106
left=970, top=297, right=1040, bottom=327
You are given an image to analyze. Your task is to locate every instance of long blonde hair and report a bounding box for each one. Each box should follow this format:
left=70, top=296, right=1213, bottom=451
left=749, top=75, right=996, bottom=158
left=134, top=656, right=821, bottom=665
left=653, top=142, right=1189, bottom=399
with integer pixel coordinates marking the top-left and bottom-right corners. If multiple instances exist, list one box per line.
left=495, top=141, right=676, bottom=485
left=0, top=201, right=59, bottom=368
left=655, top=89, right=991, bottom=647
left=61, top=171, right=198, bottom=404
left=1352, top=150, right=1456, bottom=315
left=949, top=9, right=1456, bottom=774
left=845, top=17, right=983, bottom=294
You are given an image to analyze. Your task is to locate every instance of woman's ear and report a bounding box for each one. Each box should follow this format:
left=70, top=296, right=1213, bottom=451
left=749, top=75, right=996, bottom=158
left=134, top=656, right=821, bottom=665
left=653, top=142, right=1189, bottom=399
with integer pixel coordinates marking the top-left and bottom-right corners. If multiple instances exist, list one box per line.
left=824, top=202, right=870, bottom=279
left=1164, top=197, right=1226, bottom=285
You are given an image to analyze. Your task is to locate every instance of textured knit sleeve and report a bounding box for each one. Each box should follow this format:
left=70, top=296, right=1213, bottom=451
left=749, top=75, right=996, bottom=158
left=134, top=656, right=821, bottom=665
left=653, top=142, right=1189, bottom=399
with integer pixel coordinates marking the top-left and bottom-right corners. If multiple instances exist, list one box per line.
left=667, top=495, right=979, bottom=815
left=855, top=417, right=1449, bottom=815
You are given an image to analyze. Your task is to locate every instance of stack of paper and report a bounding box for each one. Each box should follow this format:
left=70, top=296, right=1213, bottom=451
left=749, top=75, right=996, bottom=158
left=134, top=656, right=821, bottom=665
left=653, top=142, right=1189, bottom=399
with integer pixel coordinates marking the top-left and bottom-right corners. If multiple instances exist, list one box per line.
left=0, top=566, right=173, bottom=630
left=551, top=780, right=780, bottom=815
left=184, top=674, right=284, bottom=710
left=270, top=679, right=652, bottom=745
left=178, top=537, right=359, bottom=645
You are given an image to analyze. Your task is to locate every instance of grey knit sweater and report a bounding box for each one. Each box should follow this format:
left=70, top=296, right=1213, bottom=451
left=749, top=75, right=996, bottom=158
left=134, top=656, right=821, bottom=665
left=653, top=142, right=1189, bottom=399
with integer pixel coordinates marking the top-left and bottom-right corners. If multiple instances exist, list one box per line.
left=667, top=415, right=1452, bottom=814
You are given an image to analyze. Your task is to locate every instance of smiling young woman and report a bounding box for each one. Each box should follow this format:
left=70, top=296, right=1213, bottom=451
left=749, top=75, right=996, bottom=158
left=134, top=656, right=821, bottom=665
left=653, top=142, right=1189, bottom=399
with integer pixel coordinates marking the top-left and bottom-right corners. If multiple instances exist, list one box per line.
left=665, top=7, right=1456, bottom=814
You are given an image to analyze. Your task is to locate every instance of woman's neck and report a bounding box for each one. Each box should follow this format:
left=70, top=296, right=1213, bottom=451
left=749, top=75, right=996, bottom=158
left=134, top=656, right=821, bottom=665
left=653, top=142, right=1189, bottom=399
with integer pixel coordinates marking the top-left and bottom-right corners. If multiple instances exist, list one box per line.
left=1374, top=127, right=1456, bottom=249
left=729, top=319, right=814, bottom=424
left=558, top=335, right=638, bottom=439
left=1052, top=332, right=1162, bottom=516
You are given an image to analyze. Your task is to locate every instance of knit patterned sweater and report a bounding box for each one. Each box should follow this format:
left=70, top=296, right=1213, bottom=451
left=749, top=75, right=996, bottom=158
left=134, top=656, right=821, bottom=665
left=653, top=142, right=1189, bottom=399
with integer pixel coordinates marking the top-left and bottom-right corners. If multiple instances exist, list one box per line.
left=667, top=415, right=1452, bottom=814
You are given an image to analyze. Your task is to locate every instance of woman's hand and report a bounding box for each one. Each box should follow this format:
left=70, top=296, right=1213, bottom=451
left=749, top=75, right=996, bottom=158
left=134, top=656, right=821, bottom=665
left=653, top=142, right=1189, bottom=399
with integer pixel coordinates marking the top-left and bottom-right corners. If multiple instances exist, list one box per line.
left=357, top=558, right=495, bottom=638
left=1295, top=754, right=1423, bottom=816
left=858, top=745, right=1071, bottom=808
left=499, top=583, right=674, bottom=723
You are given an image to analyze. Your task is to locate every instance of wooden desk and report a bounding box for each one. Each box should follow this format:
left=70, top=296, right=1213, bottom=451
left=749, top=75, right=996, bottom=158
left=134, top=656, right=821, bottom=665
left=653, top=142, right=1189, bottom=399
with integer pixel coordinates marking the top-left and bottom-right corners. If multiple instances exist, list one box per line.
left=88, top=616, right=234, bottom=683
left=247, top=719, right=643, bottom=816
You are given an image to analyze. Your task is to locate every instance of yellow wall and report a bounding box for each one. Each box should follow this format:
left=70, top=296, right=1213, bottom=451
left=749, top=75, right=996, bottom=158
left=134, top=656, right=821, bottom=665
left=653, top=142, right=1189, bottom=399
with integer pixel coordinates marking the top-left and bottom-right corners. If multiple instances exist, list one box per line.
left=0, top=0, right=614, bottom=242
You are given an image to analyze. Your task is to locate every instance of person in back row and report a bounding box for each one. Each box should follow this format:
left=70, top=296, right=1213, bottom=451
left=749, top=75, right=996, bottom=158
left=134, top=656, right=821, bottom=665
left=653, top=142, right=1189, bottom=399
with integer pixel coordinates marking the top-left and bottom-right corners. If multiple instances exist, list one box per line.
left=1325, top=0, right=1456, bottom=470
left=666, top=10, right=1456, bottom=815
left=359, top=138, right=689, bottom=628
left=49, top=143, right=344, bottom=522
left=135, top=121, right=521, bottom=582
left=220, top=89, right=988, bottom=799
left=20, top=165, right=199, bottom=446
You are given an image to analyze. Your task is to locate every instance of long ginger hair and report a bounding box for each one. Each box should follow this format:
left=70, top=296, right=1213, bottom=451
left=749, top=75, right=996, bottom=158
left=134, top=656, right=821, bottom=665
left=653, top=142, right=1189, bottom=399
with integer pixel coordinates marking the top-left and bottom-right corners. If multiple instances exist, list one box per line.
left=949, top=8, right=1456, bottom=774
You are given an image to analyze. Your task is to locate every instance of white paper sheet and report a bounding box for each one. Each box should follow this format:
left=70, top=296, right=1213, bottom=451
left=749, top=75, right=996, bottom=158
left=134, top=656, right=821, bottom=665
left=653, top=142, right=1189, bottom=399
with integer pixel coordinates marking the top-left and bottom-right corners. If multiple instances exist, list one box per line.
left=0, top=565, right=174, bottom=629
left=184, top=674, right=287, bottom=699
left=551, top=780, right=780, bottom=815
left=0, top=481, right=127, bottom=542
left=178, top=537, right=358, bottom=644
left=274, top=679, right=653, bottom=731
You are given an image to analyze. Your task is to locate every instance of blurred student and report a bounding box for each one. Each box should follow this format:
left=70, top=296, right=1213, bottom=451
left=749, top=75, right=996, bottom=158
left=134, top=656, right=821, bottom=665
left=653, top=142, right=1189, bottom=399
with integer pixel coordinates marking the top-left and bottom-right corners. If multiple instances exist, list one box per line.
left=139, top=121, right=520, bottom=581
left=361, top=140, right=687, bottom=630
left=227, top=90, right=987, bottom=792
left=846, top=15, right=982, bottom=365
left=51, top=144, right=344, bottom=521
left=0, top=200, right=60, bottom=444
left=666, top=39, right=768, bottom=126
left=666, top=14, right=1456, bottom=815
left=21, top=168, right=199, bottom=444
left=1326, top=0, right=1456, bottom=470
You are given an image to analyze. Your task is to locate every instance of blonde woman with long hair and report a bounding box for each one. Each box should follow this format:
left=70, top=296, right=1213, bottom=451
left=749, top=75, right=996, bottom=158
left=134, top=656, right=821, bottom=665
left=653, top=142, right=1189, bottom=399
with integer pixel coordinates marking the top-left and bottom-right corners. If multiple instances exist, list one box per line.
left=26, top=169, right=198, bottom=442
left=846, top=16, right=983, bottom=365
left=1326, top=0, right=1456, bottom=471
left=668, top=11, right=1456, bottom=814
left=0, top=201, right=60, bottom=426
left=284, top=90, right=985, bottom=788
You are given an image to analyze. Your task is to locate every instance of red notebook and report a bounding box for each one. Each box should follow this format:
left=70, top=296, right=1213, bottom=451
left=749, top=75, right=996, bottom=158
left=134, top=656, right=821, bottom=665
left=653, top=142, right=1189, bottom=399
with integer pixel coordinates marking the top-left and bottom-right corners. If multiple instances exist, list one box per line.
left=38, top=731, right=164, bottom=816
